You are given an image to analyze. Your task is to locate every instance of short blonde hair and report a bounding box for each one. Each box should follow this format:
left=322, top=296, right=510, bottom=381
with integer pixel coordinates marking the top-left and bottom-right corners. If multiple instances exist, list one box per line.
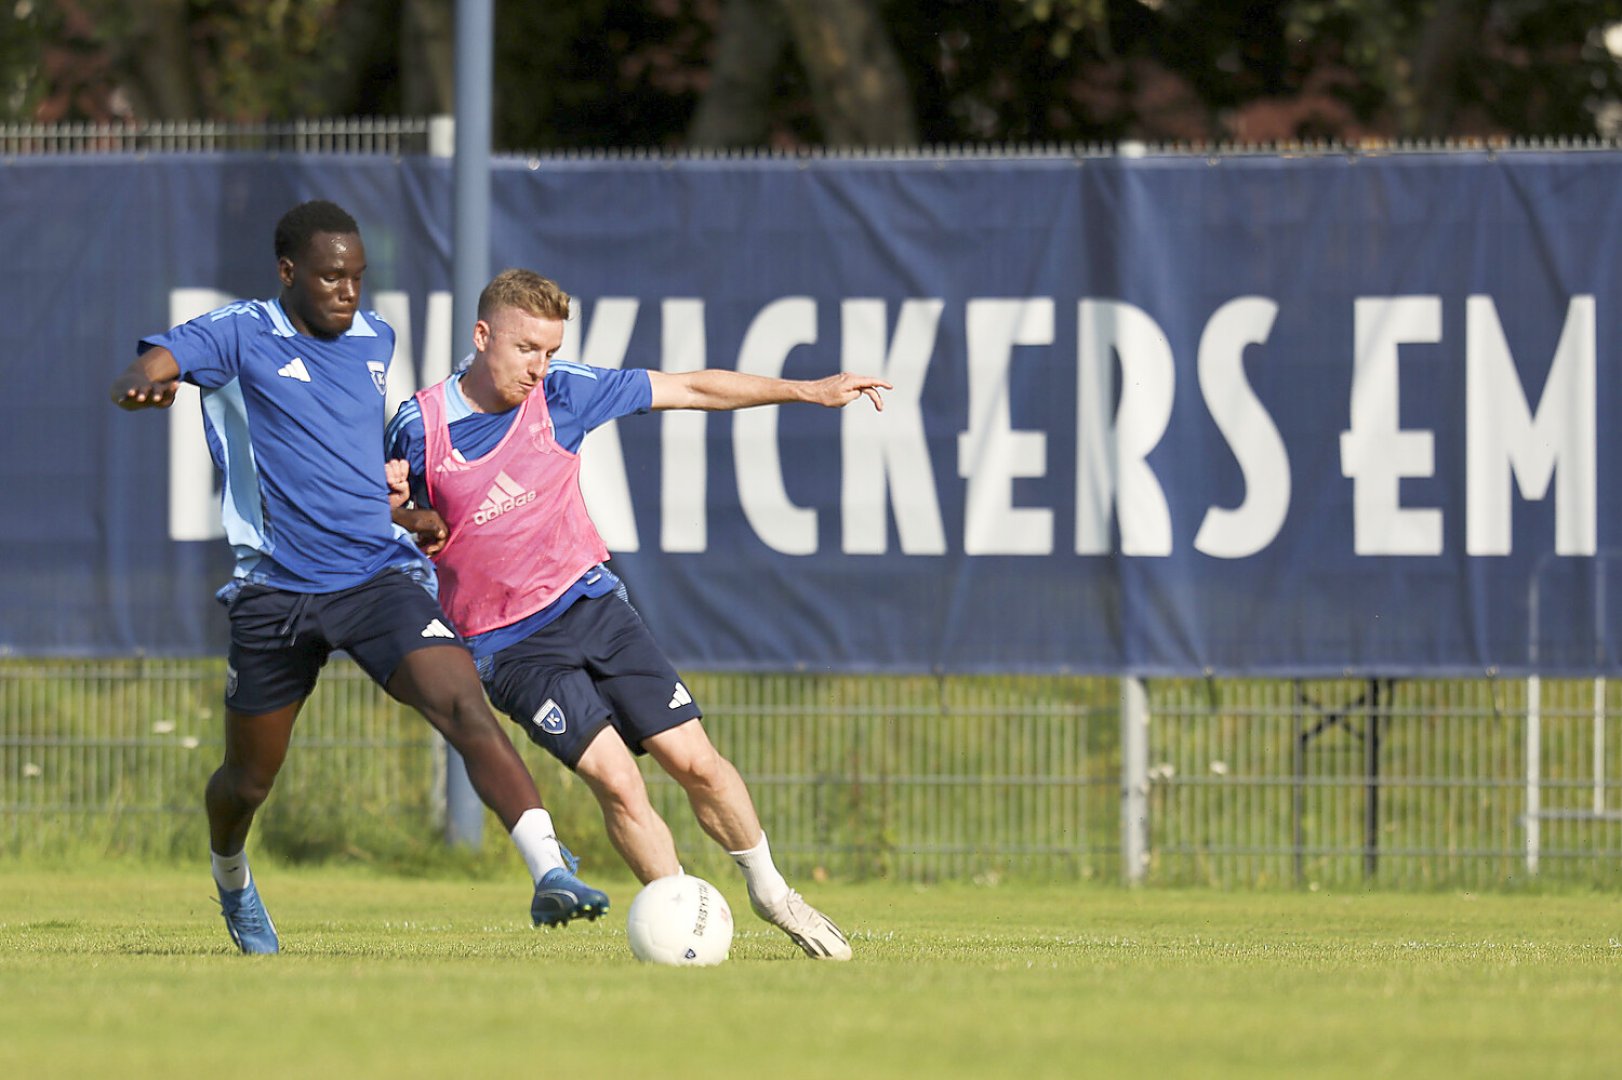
left=478, top=268, right=570, bottom=322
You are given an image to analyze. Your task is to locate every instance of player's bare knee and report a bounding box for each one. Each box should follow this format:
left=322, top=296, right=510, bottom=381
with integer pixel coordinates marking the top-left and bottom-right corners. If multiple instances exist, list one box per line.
left=421, top=692, right=502, bottom=744
left=669, top=745, right=729, bottom=795
left=580, top=756, right=648, bottom=814
left=212, top=765, right=273, bottom=809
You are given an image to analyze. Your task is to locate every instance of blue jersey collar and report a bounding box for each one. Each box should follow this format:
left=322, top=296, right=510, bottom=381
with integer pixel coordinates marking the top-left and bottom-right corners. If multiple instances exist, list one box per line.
left=266, top=298, right=380, bottom=339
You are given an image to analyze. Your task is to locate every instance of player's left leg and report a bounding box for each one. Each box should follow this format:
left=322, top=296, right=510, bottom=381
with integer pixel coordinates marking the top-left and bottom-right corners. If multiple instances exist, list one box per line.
left=387, top=644, right=610, bottom=926
left=335, top=571, right=607, bottom=926
left=642, top=720, right=760, bottom=850
left=645, top=722, right=852, bottom=961
left=579, top=590, right=851, bottom=958
left=387, top=644, right=543, bottom=828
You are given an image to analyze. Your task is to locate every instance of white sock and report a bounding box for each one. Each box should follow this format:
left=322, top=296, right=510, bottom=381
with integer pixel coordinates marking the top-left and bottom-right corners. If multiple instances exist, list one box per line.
left=728, top=832, right=790, bottom=908
left=210, top=849, right=251, bottom=892
left=510, top=808, right=565, bottom=883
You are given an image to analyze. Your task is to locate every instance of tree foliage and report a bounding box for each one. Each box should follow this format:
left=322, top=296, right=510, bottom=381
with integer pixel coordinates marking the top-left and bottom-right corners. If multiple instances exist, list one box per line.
left=898, top=0, right=1622, bottom=144
left=13, top=0, right=448, bottom=124
left=9, top=0, right=1622, bottom=145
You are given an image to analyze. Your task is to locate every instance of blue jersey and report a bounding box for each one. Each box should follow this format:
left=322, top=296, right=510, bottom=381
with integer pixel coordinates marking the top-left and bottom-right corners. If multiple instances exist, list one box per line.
left=385, top=361, right=652, bottom=658
left=144, top=298, right=428, bottom=595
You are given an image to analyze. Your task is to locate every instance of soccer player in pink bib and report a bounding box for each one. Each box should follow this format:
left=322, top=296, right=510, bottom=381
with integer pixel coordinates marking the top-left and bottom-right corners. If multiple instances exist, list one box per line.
left=386, top=269, right=889, bottom=960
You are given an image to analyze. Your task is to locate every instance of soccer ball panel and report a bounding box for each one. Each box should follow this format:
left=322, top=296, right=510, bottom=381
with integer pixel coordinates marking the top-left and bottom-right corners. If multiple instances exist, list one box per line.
left=626, top=874, right=734, bottom=966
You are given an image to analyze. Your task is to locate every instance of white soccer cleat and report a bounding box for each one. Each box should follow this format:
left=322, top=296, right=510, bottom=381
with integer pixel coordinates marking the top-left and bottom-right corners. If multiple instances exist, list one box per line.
left=752, top=889, right=852, bottom=961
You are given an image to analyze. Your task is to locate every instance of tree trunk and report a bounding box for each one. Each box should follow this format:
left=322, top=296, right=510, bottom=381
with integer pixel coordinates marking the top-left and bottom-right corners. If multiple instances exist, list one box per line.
left=401, top=0, right=454, bottom=116
left=120, top=0, right=201, bottom=119
left=302, top=0, right=403, bottom=116
left=688, top=0, right=790, bottom=148
left=1408, top=0, right=1486, bottom=137
left=777, top=0, right=917, bottom=146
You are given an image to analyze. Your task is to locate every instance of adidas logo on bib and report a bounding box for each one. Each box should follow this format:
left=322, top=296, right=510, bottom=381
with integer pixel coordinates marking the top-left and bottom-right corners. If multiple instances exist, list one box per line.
left=473, top=471, right=537, bottom=525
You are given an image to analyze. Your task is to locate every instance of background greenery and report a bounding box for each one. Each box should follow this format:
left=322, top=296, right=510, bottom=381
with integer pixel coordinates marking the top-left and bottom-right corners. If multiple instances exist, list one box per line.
left=7, top=1, right=1622, bottom=147
left=0, top=660, right=1121, bottom=885
left=7, top=661, right=1620, bottom=891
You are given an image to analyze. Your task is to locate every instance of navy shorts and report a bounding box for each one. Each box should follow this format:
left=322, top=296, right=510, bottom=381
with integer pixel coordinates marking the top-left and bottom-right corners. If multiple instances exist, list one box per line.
left=481, top=591, right=702, bottom=770
left=223, top=568, right=466, bottom=714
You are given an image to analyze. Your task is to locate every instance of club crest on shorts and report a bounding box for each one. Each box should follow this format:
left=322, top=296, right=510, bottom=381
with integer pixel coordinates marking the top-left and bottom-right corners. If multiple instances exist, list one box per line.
left=533, top=698, right=566, bottom=735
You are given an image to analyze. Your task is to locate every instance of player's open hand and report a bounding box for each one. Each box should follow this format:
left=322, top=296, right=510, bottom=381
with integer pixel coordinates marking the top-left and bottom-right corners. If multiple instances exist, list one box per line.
left=809, top=373, right=891, bottom=411
left=111, top=377, right=180, bottom=410
left=110, top=348, right=183, bottom=410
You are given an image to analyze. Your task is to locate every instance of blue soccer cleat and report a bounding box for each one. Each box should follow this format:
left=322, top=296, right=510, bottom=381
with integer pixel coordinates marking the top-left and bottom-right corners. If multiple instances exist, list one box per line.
left=531, top=847, right=610, bottom=927
left=217, top=879, right=280, bottom=955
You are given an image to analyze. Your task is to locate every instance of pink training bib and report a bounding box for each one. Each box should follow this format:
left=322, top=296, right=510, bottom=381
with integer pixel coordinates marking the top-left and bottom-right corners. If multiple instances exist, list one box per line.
left=417, top=380, right=610, bottom=637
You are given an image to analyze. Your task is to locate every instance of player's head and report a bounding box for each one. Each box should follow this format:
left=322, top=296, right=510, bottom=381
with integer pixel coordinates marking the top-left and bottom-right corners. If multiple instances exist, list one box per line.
left=477, top=268, right=570, bottom=324
left=470, top=269, right=569, bottom=410
left=274, top=200, right=366, bottom=339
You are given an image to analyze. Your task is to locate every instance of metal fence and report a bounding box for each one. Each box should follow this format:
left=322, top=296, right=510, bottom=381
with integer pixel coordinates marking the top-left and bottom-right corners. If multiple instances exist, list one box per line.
left=1143, top=677, right=1622, bottom=888
left=0, top=117, right=437, bottom=157
left=3, top=660, right=1618, bottom=888
left=9, top=116, right=1622, bottom=162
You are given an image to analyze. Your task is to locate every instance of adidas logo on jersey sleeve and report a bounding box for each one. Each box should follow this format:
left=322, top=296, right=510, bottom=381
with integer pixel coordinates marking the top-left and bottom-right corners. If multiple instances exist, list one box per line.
left=420, top=618, right=457, bottom=639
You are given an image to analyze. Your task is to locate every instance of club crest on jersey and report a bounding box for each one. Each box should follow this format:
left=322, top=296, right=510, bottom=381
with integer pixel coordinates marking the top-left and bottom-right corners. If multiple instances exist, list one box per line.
left=533, top=698, right=566, bottom=736
left=367, top=361, right=387, bottom=395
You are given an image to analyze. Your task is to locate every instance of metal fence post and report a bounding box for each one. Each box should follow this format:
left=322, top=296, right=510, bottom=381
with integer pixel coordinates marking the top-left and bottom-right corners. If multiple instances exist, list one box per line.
left=1121, top=676, right=1150, bottom=884
left=444, top=747, right=484, bottom=849
left=1524, top=674, right=1540, bottom=876
left=439, top=0, right=495, bottom=850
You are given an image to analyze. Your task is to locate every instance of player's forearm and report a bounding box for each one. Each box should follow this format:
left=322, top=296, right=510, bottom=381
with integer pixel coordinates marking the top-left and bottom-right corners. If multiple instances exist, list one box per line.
left=654, top=369, right=807, bottom=411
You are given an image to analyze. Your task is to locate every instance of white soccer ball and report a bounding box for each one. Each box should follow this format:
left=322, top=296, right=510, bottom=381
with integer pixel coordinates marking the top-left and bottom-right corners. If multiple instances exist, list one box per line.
left=626, top=874, right=734, bottom=966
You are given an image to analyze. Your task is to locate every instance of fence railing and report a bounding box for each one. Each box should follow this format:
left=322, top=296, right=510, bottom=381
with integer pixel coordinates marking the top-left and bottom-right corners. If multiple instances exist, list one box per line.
left=10, top=117, right=1622, bottom=161
left=2, top=660, right=1618, bottom=888
left=0, top=118, right=437, bottom=156
left=1143, top=677, right=1619, bottom=888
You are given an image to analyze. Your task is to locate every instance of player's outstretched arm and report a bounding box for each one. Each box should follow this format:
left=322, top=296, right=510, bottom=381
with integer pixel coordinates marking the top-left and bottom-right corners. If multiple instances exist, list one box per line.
left=110, top=347, right=182, bottom=410
left=648, top=369, right=890, bottom=412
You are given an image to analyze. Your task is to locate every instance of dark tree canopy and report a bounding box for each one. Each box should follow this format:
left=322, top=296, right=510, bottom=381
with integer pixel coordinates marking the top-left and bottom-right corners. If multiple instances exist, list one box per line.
left=7, top=0, right=1622, bottom=147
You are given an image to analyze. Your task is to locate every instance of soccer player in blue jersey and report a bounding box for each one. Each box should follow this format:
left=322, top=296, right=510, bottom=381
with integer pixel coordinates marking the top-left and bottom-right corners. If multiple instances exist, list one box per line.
left=109, top=202, right=609, bottom=954
left=385, top=268, right=889, bottom=960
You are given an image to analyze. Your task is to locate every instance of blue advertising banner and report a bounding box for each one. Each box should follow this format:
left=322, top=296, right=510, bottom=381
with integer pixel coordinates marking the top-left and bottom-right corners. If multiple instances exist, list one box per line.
left=2, top=149, right=1617, bottom=674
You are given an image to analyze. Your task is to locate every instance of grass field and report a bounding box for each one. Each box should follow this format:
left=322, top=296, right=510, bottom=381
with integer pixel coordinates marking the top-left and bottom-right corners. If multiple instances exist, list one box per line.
left=1, top=864, right=1618, bottom=1079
